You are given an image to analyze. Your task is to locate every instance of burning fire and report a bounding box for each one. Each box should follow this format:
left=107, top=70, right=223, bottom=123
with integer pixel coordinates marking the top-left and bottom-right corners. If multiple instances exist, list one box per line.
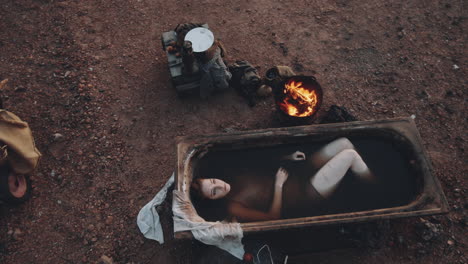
left=278, top=80, right=319, bottom=117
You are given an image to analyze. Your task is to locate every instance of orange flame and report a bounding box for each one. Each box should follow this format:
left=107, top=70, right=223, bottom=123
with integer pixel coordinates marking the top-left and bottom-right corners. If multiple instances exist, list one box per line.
left=279, top=80, right=319, bottom=117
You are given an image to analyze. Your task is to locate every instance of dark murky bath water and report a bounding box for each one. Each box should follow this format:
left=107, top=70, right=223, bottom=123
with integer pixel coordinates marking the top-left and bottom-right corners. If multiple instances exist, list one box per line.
left=194, top=137, right=418, bottom=221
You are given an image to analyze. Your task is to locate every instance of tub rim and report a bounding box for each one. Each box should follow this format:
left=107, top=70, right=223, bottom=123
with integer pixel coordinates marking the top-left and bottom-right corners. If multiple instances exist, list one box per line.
left=174, top=117, right=449, bottom=239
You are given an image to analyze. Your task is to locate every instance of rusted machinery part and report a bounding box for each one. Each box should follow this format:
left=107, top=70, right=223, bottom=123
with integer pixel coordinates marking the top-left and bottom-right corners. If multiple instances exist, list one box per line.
left=174, top=23, right=205, bottom=47
left=0, top=165, right=32, bottom=204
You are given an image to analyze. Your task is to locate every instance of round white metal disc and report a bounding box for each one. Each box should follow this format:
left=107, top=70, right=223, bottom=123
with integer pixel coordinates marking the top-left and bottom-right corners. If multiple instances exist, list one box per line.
left=184, top=28, right=215, bottom=52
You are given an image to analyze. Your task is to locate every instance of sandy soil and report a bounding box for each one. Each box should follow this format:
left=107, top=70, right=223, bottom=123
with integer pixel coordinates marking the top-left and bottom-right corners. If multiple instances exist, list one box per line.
left=0, top=0, right=466, bottom=263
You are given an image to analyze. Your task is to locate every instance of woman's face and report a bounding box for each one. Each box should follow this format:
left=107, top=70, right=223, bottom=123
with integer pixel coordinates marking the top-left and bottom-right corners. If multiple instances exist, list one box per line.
left=196, top=178, right=231, bottom=200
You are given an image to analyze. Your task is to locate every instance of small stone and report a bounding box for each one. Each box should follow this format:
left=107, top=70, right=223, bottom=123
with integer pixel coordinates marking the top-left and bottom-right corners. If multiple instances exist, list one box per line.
left=105, top=216, right=113, bottom=225
left=100, top=255, right=113, bottom=264
left=14, top=86, right=27, bottom=92
left=12, top=228, right=22, bottom=240
left=53, top=133, right=64, bottom=141
left=447, top=240, right=455, bottom=245
left=411, top=114, right=416, bottom=119
left=257, top=85, right=272, bottom=97
left=223, top=127, right=238, bottom=133
left=397, top=31, right=405, bottom=39
left=446, top=90, right=455, bottom=97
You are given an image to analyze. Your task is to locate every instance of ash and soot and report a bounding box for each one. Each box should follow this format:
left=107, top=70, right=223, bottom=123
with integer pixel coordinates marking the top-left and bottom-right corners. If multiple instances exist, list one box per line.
left=276, top=76, right=323, bottom=118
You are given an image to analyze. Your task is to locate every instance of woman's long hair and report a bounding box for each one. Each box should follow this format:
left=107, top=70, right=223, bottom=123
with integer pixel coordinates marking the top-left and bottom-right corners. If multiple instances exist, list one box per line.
left=190, top=178, right=229, bottom=222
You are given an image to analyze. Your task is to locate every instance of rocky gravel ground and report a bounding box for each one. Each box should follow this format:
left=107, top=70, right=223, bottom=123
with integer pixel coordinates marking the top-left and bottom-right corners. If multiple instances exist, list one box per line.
left=0, top=0, right=466, bottom=263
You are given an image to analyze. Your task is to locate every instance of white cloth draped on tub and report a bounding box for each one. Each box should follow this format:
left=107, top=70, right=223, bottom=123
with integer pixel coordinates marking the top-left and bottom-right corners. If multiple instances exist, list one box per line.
left=137, top=173, right=175, bottom=243
left=137, top=173, right=245, bottom=260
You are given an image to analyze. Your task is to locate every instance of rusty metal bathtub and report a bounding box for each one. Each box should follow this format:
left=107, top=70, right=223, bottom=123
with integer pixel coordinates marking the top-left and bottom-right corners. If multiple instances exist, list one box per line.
left=174, top=118, right=449, bottom=239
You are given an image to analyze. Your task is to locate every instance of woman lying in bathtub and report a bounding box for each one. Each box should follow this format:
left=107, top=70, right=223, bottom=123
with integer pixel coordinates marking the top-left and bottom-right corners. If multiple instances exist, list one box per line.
left=191, top=138, right=374, bottom=222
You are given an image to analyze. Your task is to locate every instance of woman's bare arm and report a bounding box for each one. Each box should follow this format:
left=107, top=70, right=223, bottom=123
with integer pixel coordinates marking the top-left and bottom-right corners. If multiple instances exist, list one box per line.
left=267, top=184, right=284, bottom=219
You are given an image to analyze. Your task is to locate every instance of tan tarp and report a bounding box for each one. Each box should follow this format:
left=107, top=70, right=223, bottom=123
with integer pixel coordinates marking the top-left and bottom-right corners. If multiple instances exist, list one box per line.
left=0, top=110, right=41, bottom=174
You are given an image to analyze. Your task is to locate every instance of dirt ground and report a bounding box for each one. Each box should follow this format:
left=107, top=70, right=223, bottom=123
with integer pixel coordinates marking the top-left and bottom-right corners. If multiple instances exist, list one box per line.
left=0, top=0, right=466, bottom=263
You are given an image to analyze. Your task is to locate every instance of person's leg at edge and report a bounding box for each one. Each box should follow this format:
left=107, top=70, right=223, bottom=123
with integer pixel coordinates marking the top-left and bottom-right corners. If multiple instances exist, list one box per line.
left=310, top=149, right=373, bottom=198
left=310, top=137, right=355, bottom=168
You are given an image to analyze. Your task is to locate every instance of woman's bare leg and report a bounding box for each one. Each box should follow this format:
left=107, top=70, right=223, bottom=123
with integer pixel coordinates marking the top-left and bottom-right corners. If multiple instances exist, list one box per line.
left=310, top=138, right=355, bottom=168
left=310, top=149, right=373, bottom=198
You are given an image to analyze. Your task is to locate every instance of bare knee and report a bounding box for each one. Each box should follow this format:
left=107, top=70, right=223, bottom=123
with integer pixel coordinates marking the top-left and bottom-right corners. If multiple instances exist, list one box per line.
left=339, top=149, right=371, bottom=176
left=311, top=138, right=355, bottom=168
left=339, top=148, right=358, bottom=159
left=334, top=137, right=354, bottom=150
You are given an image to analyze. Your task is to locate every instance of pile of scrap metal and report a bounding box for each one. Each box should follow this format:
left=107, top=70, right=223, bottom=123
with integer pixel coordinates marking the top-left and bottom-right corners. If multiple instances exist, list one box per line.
left=161, top=23, right=273, bottom=106
left=229, top=60, right=272, bottom=106
left=162, top=23, right=231, bottom=98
